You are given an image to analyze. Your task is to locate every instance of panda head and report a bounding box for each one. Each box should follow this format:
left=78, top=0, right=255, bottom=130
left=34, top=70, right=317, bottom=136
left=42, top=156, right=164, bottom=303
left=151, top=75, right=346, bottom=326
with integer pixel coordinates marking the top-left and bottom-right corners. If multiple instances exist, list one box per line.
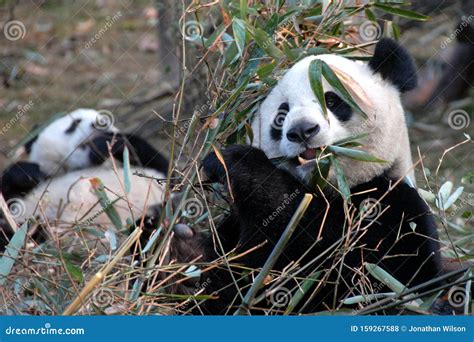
left=28, top=109, right=118, bottom=175
left=252, top=38, right=417, bottom=188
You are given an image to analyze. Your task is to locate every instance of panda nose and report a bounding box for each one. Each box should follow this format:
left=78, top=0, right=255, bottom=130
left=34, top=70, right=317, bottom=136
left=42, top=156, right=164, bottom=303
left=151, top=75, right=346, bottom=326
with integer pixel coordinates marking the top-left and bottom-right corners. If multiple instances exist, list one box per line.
left=286, top=122, right=320, bottom=143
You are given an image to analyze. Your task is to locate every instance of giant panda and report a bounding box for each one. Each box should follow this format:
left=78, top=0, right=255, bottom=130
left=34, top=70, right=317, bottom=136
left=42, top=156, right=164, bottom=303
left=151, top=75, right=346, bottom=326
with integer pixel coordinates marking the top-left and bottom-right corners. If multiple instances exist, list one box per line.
left=0, top=109, right=169, bottom=250
left=200, top=38, right=443, bottom=314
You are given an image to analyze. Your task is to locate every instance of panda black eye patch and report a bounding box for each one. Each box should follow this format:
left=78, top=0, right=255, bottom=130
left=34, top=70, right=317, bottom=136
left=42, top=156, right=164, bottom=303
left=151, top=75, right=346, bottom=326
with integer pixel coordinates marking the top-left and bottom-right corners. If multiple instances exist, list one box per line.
left=324, top=91, right=352, bottom=122
left=65, top=118, right=82, bottom=134
left=270, top=102, right=290, bottom=141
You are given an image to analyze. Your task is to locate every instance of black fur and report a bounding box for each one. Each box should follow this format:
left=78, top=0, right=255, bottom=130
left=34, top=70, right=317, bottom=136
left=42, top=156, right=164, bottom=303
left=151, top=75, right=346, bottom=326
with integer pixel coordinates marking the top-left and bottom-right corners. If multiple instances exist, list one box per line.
left=270, top=102, right=289, bottom=141
left=88, top=132, right=169, bottom=174
left=201, top=145, right=442, bottom=314
left=368, top=38, right=418, bottom=92
left=0, top=161, right=45, bottom=200
left=324, top=91, right=352, bottom=122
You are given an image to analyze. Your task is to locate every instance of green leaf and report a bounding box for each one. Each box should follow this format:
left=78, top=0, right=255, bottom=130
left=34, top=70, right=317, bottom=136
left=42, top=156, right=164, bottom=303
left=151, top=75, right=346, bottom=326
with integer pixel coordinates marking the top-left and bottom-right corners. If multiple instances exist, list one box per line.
left=90, top=178, right=122, bottom=230
left=239, top=0, right=248, bottom=18
left=342, top=292, right=396, bottom=305
left=232, top=18, right=247, bottom=57
left=308, top=59, right=327, bottom=117
left=365, top=263, right=405, bottom=294
left=0, top=220, right=28, bottom=286
left=123, top=146, right=131, bottom=194
left=461, top=173, right=474, bottom=185
left=257, top=61, right=277, bottom=79
left=373, top=3, right=429, bottom=21
left=310, top=157, right=331, bottom=191
left=204, top=24, right=226, bottom=49
left=285, top=271, right=321, bottom=314
left=364, top=8, right=377, bottom=22
left=436, top=181, right=453, bottom=210
left=248, top=26, right=284, bottom=60
left=64, top=260, right=84, bottom=283
left=321, top=61, right=367, bottom=118
left=443, top=186, right=464, bottom=210
left=331, top=155, right=351, bottom=203
left=327, top=145, right=386, bottom=163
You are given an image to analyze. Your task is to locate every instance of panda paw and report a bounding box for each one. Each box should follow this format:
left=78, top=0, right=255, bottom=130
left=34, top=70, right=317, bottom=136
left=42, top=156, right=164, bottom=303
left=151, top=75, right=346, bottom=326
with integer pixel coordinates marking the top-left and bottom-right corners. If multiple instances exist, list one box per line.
left=202, top=145, right=269, bottom=182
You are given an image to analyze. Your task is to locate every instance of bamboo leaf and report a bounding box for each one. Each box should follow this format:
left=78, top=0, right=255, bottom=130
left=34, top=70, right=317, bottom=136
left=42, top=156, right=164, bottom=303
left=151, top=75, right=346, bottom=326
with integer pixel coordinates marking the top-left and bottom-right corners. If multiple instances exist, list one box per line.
left=330, top=155, right=351, bottom=203
left=342, top=292, right=396, bottom=305
left=248, top=26, right=284, bottom=60
left=309, top=59, right=327, bottom=117
left=0, top=220, right=28, bottom=285
left=285, top=271, right=321, bottom=314
left=64, top=260, right=84, bottom=283
left=321, top=61, right=367, bottom=118
left=327, top=145, right=386, bottom=163
left=232, top=18, right=247, bottom=57
left=443, top=186, right=464, bottom=210
left=365, top=263, right=405, bottom=294
left=123, top=146, right=131, bottom=194
left=373, top=3, right=429, bottom=21
left=90, top=178, right=122, bottom=230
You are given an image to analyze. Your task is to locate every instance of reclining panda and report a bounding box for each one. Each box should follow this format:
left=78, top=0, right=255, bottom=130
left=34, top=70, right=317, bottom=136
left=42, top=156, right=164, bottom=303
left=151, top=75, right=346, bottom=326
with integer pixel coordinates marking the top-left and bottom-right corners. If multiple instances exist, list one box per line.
left=0, top=109, right=169, bottom=249
left=201, top=39, right=443, bottom=314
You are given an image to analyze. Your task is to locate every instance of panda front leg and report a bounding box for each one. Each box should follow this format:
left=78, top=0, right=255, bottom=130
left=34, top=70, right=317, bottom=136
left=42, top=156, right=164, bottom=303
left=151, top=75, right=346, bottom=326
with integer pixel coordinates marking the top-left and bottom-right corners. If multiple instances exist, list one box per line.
left=202, top=145, right=308, bottom=265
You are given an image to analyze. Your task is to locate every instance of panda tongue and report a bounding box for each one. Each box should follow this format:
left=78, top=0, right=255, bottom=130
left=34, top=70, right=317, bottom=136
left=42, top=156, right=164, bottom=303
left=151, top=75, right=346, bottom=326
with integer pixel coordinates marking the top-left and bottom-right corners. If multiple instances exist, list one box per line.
left=301, top=148, right=317, bottom=160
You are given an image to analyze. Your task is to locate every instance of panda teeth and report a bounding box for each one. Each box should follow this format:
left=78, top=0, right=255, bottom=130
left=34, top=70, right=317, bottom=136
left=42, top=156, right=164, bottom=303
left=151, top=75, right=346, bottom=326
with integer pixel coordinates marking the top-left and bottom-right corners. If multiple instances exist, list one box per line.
left=298, top=156, right=310, bottom=165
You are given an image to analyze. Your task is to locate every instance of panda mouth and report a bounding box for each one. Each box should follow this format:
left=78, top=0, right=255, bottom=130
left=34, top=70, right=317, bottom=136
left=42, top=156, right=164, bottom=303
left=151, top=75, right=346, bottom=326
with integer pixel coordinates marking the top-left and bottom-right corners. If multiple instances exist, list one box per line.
left=297, top=148, right=317, bottom=165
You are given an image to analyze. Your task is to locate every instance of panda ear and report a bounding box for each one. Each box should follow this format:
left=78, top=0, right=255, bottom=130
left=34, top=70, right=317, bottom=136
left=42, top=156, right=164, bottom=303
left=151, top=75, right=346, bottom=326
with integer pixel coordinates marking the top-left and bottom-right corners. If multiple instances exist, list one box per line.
left=368, top=38, right=417, bottom=92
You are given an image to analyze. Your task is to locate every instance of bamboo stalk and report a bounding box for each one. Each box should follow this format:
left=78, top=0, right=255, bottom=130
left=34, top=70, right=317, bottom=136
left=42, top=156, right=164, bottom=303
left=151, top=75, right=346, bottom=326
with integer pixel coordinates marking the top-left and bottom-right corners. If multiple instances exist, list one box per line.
left=234, top=193, right=313, bottom=315
left=62, top=227, right=142, bottom=315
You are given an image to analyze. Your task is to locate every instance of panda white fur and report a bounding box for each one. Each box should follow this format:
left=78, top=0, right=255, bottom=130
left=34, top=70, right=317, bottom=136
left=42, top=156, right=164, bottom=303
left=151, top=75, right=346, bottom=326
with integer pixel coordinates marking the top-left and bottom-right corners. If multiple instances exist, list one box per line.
left=1, top=109, right=168, bottom=246
left=201, top=39, right=442, bottom=314
left=28, top=108, right=119, bottom=176
left=252, top=51, right=415, bottom=187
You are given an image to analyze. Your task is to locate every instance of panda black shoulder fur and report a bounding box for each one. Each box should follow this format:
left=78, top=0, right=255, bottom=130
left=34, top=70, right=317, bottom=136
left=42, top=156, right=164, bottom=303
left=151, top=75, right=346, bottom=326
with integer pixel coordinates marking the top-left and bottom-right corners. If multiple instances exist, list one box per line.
left=0, top=109, right=169, bottom=248
left=201, top=39, right=443, bottom=314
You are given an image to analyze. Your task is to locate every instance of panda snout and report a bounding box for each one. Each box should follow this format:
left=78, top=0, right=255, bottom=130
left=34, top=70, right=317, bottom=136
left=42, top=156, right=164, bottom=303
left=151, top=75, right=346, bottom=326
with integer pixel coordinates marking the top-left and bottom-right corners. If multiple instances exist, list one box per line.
left=286, top=121, right=320, bottom=143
